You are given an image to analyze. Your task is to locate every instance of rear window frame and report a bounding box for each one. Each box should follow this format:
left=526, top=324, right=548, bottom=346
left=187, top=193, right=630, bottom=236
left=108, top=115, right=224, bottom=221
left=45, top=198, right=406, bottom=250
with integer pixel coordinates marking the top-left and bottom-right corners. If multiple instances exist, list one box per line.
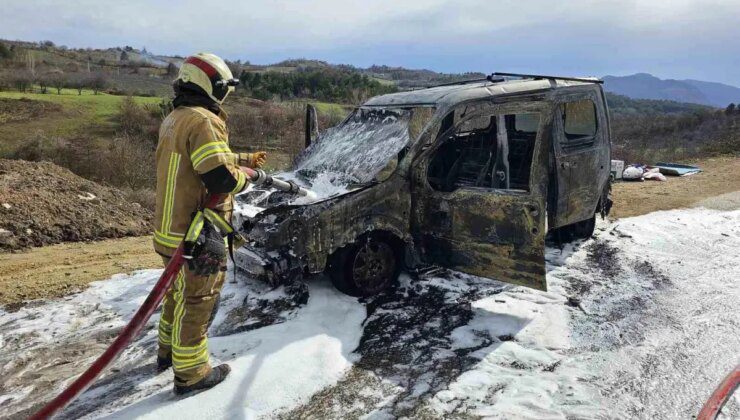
left=556, top=95, right=601, bottom=155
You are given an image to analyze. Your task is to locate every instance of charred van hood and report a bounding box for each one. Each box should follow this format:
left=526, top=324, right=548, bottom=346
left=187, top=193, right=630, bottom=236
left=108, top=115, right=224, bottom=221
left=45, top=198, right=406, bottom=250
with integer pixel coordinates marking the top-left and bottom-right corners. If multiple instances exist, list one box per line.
left=233, top=184, right=366, bottom=252
left=233, top=181, right=367, bottom=226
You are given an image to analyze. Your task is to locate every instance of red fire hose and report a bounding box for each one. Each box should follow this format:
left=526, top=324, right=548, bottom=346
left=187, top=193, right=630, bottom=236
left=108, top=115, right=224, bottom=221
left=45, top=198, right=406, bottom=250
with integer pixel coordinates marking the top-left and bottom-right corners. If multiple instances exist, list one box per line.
left=31, top=244, right=186, bottom=419
left=31, top=194, right=223, bottom=419
left=697, top=365, right=740, bottom=420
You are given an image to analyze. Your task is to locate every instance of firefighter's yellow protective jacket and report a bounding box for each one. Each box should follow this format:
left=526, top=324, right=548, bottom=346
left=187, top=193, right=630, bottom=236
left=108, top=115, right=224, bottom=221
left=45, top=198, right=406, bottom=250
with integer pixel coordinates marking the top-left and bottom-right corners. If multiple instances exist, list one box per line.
left=153, top=105, right=252, bottom=256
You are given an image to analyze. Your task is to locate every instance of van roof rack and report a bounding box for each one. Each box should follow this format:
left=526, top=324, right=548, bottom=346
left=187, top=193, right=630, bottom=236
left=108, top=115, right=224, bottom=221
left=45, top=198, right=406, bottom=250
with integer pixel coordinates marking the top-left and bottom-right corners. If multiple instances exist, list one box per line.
left=427, top=77, right=490, bottom=88
left=490, top=72, right=603, bottom=84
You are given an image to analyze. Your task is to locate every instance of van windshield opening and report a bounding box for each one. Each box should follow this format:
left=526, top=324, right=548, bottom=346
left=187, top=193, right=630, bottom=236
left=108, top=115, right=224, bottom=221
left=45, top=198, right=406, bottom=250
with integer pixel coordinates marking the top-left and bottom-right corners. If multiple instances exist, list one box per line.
left=294, top=107, right=431, bottom=185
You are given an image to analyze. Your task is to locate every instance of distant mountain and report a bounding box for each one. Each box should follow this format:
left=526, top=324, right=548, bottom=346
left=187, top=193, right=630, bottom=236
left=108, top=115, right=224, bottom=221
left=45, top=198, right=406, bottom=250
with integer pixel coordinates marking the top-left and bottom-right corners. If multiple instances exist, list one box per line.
left=681, top=79, right=740, bottom=109
left=602, top=73, right=740, bottom=108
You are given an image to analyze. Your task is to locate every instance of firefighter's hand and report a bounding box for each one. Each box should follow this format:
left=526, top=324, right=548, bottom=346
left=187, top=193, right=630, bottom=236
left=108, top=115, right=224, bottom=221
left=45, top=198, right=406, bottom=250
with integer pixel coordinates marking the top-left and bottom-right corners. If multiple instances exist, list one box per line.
left=244, top=152, right=267, bottom=168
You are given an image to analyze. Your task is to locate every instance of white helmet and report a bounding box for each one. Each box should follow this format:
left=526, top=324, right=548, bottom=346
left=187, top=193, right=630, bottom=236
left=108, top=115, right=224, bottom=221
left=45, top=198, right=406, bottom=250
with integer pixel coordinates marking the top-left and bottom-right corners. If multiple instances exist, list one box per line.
left=176, top=52, right=239, bottom=104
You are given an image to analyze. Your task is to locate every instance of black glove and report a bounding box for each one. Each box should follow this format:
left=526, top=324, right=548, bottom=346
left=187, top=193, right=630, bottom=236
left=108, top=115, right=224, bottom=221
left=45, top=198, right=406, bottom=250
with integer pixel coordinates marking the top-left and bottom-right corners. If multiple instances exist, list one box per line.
left=186, top=222, right=226, bottom=276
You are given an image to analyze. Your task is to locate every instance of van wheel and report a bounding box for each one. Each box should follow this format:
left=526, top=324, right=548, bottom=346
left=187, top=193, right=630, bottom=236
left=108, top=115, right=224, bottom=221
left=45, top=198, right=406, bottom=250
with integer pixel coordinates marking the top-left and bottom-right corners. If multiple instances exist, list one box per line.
left=328, top=236, right=400, bottom=297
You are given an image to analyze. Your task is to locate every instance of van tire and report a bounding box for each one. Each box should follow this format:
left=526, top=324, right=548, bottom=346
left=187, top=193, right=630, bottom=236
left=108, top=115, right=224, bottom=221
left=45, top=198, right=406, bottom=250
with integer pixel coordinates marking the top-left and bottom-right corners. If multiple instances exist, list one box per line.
left=327, top=235, right=401, bottom=297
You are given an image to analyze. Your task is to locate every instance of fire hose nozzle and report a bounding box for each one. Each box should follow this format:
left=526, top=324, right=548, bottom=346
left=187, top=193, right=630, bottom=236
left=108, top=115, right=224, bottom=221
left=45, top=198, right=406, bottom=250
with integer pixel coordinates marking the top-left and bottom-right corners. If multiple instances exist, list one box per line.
left=243, top=168, right=316, bottom=198
left=247, top=168, right=268, bottom=185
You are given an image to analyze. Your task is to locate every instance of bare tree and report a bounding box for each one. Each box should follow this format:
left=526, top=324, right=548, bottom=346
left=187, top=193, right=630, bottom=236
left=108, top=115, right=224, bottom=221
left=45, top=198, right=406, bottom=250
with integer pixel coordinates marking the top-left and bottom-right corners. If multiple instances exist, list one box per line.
left=12, top=72, right=32, bottom=92
left=37, top=75, right=48, bottom=94
left=87, top=73, right=109, bottom=95
left=69, top=74, right=86, bottom=95
left=0, top=73, right=9, bottom=92
left=25, top=51, right=36, bottom=77
left=49, top=73, right=68, bottom=95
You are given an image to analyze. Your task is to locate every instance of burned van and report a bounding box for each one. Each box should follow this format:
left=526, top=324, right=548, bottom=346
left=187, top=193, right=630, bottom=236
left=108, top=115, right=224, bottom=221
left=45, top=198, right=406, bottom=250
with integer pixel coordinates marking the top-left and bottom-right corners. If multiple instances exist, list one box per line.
left=234, top=73, right=612, bottom=296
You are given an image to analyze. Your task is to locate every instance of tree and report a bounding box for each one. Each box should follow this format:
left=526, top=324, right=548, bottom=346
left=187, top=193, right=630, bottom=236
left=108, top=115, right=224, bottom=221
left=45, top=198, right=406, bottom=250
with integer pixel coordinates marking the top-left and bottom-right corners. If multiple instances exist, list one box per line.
left=37, top=75, right=48, bottom=94
left=87, top=72, right=109, bottom=95
left=725, top=103, right=737, bottom=116
left=12, top=72, right=32, bottom=92
left=49, top=73, right=68, bottom=94
left=120, top=50, right=129, bottom=61
left=69, top=74, right=86, bottom=95
left=25, top=51, right=36, bottom=77
left=166, top=62, right=178, bottom=76
left=0, top=42, right=11, bottom=60
left=0, top=73, right=9, bottom=91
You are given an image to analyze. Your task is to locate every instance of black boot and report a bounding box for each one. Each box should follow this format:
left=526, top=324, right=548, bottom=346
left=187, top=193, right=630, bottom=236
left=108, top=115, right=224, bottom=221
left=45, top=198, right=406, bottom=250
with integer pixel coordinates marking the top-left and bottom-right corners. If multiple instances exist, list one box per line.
left=174, top=364, right=231, bottom=396
left=157, top=354, right=172, bottom=372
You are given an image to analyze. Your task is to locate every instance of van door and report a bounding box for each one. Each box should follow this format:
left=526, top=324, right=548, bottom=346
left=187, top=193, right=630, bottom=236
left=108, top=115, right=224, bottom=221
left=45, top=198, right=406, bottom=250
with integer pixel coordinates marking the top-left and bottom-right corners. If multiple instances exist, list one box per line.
left=551, top=91, right=608, bottom=227
left=412, top=100, right=549, bottom=290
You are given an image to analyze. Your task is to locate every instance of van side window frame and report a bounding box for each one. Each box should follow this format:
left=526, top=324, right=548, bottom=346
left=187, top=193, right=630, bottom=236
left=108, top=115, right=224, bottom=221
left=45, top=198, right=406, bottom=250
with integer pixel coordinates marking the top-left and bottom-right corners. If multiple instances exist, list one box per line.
left=555, top=93, right=601, bottom=155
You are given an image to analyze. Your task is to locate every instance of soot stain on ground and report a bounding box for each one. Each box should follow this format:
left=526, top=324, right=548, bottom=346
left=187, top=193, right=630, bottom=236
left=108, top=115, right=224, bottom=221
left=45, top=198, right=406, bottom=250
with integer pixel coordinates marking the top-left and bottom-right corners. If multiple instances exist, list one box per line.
left=282, top=275, right=508, bottom=418
left=585, top=239, right=621, bottom=279
left=212, top=281, right=309, bottom=337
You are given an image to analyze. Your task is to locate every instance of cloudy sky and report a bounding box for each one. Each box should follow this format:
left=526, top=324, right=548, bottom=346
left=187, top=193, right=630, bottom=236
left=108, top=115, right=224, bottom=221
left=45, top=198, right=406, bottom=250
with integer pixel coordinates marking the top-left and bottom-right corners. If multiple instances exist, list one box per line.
left=2, top=0, right=738, bottom=86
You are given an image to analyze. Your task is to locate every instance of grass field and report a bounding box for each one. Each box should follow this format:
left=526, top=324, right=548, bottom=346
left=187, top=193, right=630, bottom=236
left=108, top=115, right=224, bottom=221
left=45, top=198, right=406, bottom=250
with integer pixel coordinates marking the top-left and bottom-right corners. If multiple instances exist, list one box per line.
left=0, top=89, right=162, bottom=123
left=0, top=89, right=163, bottom=155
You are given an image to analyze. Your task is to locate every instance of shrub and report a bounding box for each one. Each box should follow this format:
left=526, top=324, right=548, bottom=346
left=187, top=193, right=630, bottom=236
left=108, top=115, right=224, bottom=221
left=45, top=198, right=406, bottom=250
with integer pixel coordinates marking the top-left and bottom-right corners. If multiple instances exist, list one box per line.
left=118, top=96, right=162, bottom=143
left=106, top=133, right=156, bottom=189
left=10, top=130, right=156, bottom=191
left=119, top=96, right=150, bottom=135
left=122, top=187, right=156, bottom=211
left=226, top=100, right=349, bottom=166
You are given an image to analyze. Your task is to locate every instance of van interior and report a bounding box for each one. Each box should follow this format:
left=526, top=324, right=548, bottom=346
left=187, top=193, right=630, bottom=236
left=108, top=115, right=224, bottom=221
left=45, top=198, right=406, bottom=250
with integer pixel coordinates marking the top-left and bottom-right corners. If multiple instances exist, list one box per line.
left=427, top=112, right=540, bottom=192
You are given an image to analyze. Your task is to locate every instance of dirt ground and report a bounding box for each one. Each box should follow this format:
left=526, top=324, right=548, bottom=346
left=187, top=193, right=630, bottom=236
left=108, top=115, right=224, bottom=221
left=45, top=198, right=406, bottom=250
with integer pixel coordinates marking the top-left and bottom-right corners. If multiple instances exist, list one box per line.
left=610, top=155, right=740, bottom=218
left=0, top=156, right=737, bottom=309
left=0, top=236, right=160, bottom=308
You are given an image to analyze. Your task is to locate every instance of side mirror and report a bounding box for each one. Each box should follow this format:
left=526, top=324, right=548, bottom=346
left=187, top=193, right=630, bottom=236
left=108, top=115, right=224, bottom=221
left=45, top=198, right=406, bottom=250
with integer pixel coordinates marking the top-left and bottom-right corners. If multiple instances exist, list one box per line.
left=305, top=104, right=319, bottom=149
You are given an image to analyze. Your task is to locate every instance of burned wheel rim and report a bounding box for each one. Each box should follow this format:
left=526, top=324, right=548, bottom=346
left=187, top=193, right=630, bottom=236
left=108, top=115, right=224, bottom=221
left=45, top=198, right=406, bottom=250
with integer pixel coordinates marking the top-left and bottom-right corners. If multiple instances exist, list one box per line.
left=350, top=240, right=396, bottom=295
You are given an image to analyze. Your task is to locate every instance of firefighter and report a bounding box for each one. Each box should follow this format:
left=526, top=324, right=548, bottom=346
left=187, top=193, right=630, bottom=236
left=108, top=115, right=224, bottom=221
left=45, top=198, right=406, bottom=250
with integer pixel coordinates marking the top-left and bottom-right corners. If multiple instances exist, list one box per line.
left=153, top=52, right=266, bottom=395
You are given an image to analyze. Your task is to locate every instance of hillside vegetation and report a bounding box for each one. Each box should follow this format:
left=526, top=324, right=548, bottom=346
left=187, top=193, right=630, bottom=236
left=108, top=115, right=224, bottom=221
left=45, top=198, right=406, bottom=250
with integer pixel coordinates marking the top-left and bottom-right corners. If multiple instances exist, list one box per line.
left=606, top=92, right=740, bottom=162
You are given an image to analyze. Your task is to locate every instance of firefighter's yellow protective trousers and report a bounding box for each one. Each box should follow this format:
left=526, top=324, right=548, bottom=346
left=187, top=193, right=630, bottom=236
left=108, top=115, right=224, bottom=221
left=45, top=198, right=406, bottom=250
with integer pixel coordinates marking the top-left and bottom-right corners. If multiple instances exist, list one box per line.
left=157, top=256, right=226, bottom=386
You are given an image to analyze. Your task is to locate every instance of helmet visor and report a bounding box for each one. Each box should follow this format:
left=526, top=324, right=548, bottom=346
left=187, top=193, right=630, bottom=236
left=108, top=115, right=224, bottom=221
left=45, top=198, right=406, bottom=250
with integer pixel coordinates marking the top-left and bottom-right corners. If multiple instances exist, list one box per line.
left=216, top=78, right=240, bottom=88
